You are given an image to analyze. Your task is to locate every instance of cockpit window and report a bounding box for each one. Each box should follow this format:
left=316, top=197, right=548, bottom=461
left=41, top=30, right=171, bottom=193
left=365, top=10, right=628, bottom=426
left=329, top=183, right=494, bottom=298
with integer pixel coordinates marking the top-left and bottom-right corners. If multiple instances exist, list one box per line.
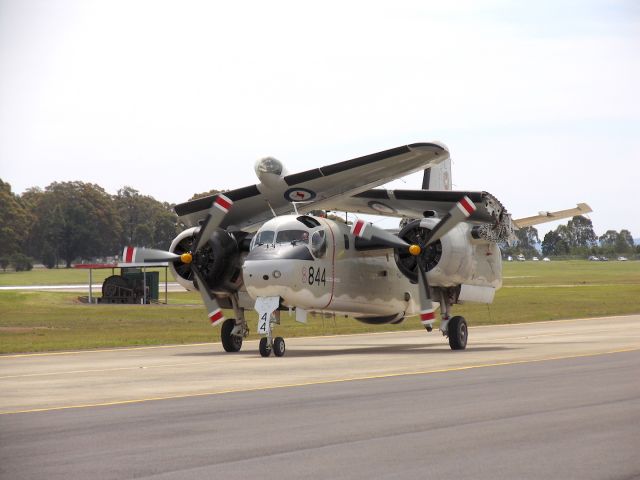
left=275, top=230, right=309, bottom=244
left=253, top=230, right=275, bottom=248
left=311, top=230, right=327, bottom=258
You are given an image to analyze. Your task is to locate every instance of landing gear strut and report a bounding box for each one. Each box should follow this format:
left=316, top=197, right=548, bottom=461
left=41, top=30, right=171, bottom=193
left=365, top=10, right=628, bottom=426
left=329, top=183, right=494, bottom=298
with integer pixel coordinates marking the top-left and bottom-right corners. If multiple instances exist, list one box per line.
left=255, top=296, right=287, bottom=357
left=437, top=289, right=468, bottom=350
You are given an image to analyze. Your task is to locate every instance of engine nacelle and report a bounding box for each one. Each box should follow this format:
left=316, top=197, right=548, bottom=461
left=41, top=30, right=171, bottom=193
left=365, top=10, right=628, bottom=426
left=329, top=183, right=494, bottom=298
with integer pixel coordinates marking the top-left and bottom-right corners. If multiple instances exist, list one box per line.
left=169, top=227, right=246, bottom=294
left=395, top=219, right=502, bottom=289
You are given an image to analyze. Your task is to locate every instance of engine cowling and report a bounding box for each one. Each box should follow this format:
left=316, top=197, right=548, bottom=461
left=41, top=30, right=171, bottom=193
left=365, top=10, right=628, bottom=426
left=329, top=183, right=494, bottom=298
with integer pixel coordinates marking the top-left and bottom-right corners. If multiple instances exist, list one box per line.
left=394, top=218, right=501, bottom=288
left=169, top=227, right=246, bottom=294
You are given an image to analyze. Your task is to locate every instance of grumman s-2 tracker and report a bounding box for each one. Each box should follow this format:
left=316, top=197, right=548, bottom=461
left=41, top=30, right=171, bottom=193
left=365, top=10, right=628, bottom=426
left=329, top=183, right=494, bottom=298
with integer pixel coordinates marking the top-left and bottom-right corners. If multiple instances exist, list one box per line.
left=123, top=142, right=591, bottom=357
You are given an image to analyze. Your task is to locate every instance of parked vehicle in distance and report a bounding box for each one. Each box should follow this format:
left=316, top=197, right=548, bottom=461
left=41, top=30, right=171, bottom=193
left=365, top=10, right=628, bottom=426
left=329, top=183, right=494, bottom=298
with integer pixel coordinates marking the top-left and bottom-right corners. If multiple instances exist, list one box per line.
left=543, top=257, right=551, bottom=262
left=588, top=256, right=600, bottom=261
left=517, top=254, right=526, bottom=261
left=532, top=256, right=539, bottom=261
left=617, top=256, right=628, bottom=261
left=600, top=256, right=609, bottom=261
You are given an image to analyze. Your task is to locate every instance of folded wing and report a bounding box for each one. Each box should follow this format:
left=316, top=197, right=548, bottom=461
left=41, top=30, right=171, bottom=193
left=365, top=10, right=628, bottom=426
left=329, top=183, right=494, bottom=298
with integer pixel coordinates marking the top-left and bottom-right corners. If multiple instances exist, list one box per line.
left=323, top=189, right=507, bottom=224
left=175, top=143, right=449, bottom=231
left=513, top=203, right=592, bottom=228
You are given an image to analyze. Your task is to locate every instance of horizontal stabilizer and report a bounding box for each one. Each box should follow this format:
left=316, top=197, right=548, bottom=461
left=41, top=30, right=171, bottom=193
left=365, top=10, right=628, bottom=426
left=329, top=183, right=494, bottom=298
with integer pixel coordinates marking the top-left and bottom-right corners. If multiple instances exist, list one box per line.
left=513, top=203, right=592, bottom=228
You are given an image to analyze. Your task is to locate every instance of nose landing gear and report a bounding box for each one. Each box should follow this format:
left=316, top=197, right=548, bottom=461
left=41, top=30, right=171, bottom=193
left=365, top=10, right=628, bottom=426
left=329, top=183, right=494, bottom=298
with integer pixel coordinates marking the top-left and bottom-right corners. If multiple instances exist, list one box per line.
left=255, top=296, right=287, bottom=357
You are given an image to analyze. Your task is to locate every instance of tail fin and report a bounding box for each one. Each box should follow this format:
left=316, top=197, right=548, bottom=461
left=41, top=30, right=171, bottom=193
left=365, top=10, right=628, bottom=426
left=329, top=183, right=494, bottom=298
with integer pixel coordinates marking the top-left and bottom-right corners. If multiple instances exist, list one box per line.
left=422, top=158, right=451, bottom=190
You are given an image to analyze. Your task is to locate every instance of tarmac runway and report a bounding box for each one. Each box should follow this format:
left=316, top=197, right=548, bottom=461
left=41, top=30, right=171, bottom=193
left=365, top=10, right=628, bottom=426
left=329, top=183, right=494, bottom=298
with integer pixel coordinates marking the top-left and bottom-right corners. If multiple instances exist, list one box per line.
left=1, top=315, right=640, bottom=479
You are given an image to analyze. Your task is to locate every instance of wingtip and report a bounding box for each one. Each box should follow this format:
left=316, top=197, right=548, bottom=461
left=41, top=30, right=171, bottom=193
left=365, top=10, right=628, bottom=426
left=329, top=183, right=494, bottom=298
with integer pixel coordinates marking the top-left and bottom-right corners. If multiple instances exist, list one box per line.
left=408, top=141, right=449, bottom=154
left=577, top=202, right=593, bottom=214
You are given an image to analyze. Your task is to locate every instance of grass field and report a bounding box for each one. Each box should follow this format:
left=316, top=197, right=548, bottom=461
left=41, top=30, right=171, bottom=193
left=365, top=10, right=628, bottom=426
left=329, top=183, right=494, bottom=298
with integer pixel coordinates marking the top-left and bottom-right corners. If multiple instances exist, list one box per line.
left=0, top=261, right=638, bottom=354
left=0, top=266, right=173, bottom=286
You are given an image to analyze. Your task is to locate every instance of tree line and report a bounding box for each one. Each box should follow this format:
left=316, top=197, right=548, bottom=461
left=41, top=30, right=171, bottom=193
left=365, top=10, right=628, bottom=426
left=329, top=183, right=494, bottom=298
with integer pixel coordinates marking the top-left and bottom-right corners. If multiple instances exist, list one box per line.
left=501, top=215, right=638, bottom=259
left=0, top=179, right=221, bottom=270
left=1, top=178, right=637, bottom=270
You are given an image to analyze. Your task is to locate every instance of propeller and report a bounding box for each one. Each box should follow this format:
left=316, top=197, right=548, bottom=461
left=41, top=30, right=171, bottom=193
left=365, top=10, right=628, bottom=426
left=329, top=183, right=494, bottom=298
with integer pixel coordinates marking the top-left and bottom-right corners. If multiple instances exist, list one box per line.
left=420, top=195, right=476, bottom=245
left=121, top=193, right=234, bottom=327
left=350, top=196, right=477, bottom=327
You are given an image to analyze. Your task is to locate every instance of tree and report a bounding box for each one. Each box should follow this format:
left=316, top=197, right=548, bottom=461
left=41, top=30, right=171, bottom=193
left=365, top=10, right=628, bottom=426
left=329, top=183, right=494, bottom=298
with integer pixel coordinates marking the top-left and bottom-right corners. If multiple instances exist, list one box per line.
left=113, top=187, right=179, bottom=250
left=598, top=230, right=619, bottom=249
left=189, top=189, right=222, bottom=201
left=502, top=226, right=539, bottom=258
left=541, top=230, right=570, bottom=256
left=565, top=215, right=597, bottom=249
left=28, top=182, right=121, bottom=267
left=0, top=179, right=33, bottom=258
left=12, top=253, right=34, bottom=271
left=616, top=230, right=634, bottom=254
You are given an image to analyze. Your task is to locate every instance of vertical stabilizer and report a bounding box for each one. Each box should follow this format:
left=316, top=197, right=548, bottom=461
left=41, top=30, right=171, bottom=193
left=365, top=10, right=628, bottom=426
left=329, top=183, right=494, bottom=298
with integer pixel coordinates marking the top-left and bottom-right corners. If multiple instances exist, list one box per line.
left=422, top=158, right=452, bottom=190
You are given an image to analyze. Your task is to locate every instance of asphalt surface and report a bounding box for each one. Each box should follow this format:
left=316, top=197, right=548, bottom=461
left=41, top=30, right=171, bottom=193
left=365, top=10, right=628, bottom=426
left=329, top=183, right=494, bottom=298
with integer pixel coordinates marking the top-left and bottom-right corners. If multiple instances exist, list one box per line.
left=2, top=316, right=640, bottom=479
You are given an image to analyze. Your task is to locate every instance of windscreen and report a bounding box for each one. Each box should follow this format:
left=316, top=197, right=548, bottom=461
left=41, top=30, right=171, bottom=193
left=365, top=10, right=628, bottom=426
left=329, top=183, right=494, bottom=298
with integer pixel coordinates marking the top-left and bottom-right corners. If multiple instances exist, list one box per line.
left=254, top=230, right=275, bottom=246
left=275, top=230, right=309, bottom=244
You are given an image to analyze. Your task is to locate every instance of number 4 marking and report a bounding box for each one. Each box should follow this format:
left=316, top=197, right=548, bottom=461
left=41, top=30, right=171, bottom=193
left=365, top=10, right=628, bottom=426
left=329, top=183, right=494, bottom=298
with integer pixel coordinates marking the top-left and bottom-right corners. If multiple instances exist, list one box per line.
left=258, top=312, right=268, bottom=333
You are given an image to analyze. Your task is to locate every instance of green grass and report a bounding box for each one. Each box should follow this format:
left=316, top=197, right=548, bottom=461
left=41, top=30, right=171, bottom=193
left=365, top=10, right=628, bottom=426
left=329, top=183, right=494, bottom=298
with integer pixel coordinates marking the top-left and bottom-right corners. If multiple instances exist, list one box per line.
left=0, top=266, right=174, bottom=286
left=501, top=260, right=640, bottom=286
left=1, top=261, right=638, bottom=354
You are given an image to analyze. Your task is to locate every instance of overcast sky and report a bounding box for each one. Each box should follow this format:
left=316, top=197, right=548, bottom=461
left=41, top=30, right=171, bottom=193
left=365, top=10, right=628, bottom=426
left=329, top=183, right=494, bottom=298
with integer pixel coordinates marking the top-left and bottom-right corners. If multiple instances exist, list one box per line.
left=1, top=0, right=638, bottom=238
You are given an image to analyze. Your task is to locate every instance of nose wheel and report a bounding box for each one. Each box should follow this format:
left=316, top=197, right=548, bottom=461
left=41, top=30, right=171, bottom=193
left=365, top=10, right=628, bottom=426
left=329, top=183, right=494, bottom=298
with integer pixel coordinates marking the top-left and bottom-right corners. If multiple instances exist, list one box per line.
left=259, top=337, right=271, bottom=357
left=259, top=336, right=286, bottom=357
left=273, top=337, right=286, bottom=357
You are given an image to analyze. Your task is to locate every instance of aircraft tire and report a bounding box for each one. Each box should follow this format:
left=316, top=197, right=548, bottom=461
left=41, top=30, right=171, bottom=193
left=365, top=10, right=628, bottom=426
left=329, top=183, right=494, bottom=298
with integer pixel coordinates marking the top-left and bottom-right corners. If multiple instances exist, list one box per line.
left=259, top=337, right=272, bottom=357
left=273, top=337, right=286, bottom=357
left=448, top=316, right=468, bottom=350
left=221, top=318, right=243, bottom=352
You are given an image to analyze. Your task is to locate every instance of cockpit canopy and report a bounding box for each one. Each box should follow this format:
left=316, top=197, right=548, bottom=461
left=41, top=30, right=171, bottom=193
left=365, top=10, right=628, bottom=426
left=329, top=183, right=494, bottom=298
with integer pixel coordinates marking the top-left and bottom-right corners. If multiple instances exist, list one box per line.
left=250, top=216, right=327, bottom=258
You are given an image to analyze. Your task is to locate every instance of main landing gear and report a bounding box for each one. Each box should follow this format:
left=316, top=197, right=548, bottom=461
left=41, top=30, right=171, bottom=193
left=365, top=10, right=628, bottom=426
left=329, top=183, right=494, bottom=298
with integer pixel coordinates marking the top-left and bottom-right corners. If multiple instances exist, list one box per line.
left=220, top=318, right=244, bottom=352
left=436, top=290, right=468, bottom=351
left=220, top=294, right=249, bottom=353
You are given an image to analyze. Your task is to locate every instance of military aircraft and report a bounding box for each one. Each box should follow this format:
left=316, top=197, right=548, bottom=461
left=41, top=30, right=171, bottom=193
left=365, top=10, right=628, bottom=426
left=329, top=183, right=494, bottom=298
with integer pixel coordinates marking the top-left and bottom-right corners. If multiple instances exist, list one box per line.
left=123, top=142, right=591, bottom=356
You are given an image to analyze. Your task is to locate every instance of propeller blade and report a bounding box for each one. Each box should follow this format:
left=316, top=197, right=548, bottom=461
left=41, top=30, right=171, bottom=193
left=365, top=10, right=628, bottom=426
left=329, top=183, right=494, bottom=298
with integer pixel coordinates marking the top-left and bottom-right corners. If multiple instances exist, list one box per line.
left=421, top=196, right=476, bottom=246
left=194, top=194, right=234, bottom=252
left=122, top=246, right=182, bottom=263
left=191, top=264, right=226, bottom=327
left=351, top=219, right=413, bottom=250
left=416, top=261, right=436, bottom=328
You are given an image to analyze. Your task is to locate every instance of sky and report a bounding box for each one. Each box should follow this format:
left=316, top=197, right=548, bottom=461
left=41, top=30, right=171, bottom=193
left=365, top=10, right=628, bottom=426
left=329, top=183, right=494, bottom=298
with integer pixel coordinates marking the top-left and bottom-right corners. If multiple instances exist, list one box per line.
left=1, top=0, right=639, bottom=238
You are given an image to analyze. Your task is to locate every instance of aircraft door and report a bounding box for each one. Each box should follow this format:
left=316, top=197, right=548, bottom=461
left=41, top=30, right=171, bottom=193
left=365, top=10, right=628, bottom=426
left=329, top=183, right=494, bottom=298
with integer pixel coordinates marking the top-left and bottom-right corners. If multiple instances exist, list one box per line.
left=303, top=220, right=335, bottom=310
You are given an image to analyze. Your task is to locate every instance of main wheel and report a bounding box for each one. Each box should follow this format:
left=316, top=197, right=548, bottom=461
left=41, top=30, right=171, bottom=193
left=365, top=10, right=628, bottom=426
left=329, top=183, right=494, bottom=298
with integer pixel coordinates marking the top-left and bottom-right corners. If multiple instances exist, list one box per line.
left=259, top=337, right=272, bottom=357
left=448, top=316, right=468, bottom=350
left=221, top=318, right=243, bottom=352
left=273, top=337, right=286, bottom=357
